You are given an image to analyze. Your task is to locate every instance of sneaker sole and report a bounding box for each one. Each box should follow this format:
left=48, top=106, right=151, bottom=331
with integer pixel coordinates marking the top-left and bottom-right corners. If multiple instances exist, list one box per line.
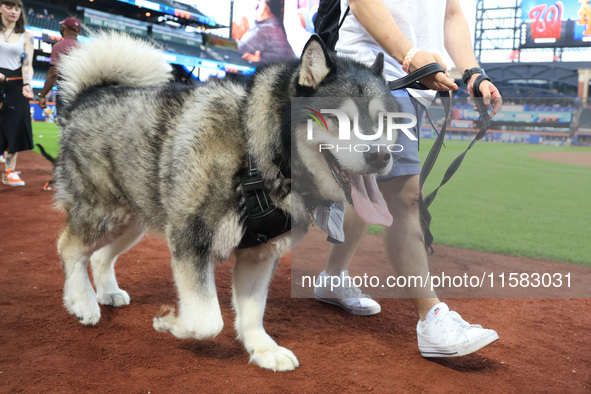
left=419, top=331, right=499, bottom=358
left=315, top=296, right=381, bottom=316
left=2, top=180, right=25, bottom=187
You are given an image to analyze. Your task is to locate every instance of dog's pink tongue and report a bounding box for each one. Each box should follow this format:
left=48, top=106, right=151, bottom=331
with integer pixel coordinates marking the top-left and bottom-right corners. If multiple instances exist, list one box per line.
left=349, top=174, right=393, bottom=226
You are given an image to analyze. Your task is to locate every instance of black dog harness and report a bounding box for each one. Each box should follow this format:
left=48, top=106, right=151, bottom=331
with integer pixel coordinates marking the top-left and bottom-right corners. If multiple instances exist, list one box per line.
left=238, top=155, right=292, bottom=249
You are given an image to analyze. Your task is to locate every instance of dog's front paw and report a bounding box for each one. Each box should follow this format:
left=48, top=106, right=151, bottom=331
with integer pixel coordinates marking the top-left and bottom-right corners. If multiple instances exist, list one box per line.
left=239, top=330, right=299, bottom=371
left=64, top=295, right=101, bottom=325
left=64, top=281, right=101, bottom=325
left=152, top=305, right=223, bottom=340
left=97, top=290, right=130, bottom=307
left=249, top=346, right=299, bottom=371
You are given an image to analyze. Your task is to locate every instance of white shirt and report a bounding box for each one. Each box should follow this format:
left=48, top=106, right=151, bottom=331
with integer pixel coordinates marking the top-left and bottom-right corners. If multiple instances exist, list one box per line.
left=336, top=0, right=447, bottom=104
left=0, top=33, right=25, bottom=71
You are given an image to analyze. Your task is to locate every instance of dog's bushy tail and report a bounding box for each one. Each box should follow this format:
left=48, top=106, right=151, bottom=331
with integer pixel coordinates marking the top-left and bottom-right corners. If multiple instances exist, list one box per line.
left=57, top=31, right=173, bottom=107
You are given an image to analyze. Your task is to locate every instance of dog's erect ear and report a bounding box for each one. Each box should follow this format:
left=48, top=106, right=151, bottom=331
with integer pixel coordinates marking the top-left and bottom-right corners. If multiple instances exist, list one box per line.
left=298, top=34, right=332, bottom=88
left=370, top=52, right=385, bottom=77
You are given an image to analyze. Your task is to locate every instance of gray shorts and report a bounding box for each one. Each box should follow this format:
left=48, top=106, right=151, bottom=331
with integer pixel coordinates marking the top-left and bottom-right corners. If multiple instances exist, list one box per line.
left=378, top=89, right=425, bottom=181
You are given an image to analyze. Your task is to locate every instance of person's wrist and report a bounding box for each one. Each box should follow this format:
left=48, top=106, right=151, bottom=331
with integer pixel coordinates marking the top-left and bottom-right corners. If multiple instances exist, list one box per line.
left=402, top=47, right=420, bottom=74
left=465, top=70, right=492, bottom=98
left=468, top=74, right=482, bottom=86
left=462, top=67, right=485, bottom=85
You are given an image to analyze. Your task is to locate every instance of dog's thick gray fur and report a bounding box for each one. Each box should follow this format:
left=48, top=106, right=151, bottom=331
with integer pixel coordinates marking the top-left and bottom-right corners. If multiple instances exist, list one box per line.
left=54, top=31, right=395, bottom=371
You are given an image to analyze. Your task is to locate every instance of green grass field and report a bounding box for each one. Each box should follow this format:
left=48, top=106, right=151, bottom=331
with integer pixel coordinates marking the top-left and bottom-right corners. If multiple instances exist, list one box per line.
left=370, top=139, right=591, bottom=266
left=32, top=122, right=591, bottom=265
left=32, top=121, right=60, bottom=158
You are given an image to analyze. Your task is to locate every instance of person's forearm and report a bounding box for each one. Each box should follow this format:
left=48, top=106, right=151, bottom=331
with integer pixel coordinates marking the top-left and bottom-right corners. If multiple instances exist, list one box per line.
left=348, top=0, right=413, bottom=64
left=22, top=34, right=34, bottom=85
left=22, top=62, right=33, bottom=86
left=444, top=0, right=479, bottom=72
left=40, top=67, right=58, bottom=97
left=22, top=65, right=33, bottom=94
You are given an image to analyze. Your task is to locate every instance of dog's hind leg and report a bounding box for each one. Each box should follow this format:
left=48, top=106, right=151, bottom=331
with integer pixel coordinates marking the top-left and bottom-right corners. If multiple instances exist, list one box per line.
left=153, top=246, right=224, bottom=340
left=58, top=226, right=102, bottom=325
left=232, top=249, right=299, bottom=371
left=91, top=223, right=146, bottom=308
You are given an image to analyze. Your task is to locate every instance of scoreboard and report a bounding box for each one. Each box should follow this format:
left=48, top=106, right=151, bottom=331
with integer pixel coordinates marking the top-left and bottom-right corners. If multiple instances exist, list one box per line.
left=521, top=0, right=591, bottom=48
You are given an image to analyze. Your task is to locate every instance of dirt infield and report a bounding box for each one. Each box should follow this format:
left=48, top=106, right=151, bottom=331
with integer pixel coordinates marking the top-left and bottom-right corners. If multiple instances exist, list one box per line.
left=1, top=151, right=590, bottom=392
left=529, top=151, right=591, bottom=167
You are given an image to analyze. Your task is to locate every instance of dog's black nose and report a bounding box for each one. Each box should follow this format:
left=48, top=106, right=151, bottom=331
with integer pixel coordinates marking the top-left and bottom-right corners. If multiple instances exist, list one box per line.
left=363, top=147, right=391, bottom=169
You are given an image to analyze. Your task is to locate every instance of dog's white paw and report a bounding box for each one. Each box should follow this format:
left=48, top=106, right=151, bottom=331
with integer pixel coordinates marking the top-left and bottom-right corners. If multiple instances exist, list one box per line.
left=64, top=279, right=101, bottom=325
left=97, top=290, right=130, bottom=307
left=249, top=346, right=299, bottom=371
left=152, top=305, right=224, bottom=340
left=240, top=330, right=299, bottom=371
left=64, top=294, right=101, bottom=325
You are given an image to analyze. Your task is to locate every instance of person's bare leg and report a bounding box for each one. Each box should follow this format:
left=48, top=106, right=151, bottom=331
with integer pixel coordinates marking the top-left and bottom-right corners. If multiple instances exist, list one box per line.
left=324, top=206, right=369, bottom=276
left=381, top=175, right=500, bottom=356
left=4, top=151, right=17, bottom=171
left=380, top=175, right=439, bottom=321
left=317, top=202, right=381, bottom=316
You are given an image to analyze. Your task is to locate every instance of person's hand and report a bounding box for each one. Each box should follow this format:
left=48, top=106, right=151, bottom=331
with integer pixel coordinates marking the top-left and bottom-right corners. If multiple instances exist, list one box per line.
left=242, top=50, right=261, bottom=62
left=37, top=96, right=47, bottom=109
left=22, top=84, right=33, bottom=99
left=232, top=16, right=250, bottom=40
left=0, top=73, right=5, bottom=82
left=467, top=74, right=503, bottom=118
left=409, top=50, right=458, bottom=92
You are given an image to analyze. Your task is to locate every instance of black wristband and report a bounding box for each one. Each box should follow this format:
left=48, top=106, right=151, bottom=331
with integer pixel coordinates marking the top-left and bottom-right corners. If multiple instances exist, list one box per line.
left=462, top=67, right=486, bottom=85
left=23, top=83, right=31, bottom=87
left=472, top=73, right=491, bottom=98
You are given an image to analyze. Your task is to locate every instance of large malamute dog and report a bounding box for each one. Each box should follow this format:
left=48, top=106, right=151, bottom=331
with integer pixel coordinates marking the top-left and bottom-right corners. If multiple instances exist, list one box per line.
left=55, top=32, right=396, bottom=371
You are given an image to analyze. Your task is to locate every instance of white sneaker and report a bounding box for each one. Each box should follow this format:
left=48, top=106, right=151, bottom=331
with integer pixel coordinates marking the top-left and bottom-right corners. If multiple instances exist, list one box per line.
left=2, top=169, right=25, bottom=187
left=417, top=302, right=499, bottom=357
left=314, top=270, right=381, bottom=316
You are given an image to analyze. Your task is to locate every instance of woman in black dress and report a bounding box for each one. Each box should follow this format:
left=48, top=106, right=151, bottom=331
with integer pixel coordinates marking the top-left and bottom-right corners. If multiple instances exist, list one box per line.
left=0, top=0, right=34, bottom=187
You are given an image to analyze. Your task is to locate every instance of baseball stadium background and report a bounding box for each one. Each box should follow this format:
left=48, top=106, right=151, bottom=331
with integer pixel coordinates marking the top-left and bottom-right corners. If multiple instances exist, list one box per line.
left=2, top=0, right=590, bottom=391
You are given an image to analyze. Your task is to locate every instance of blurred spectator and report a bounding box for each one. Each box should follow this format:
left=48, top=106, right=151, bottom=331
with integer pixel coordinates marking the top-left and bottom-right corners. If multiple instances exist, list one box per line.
left=234, top=0, right=295, bottom=62
left=37, top=16, right=81, bottom=114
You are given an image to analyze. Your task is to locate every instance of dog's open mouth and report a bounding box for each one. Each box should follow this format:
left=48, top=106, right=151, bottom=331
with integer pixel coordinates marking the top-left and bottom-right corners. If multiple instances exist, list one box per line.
left=323, top=151, right=393, bottom=227
left=324, top=150, right=353, bottom=205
